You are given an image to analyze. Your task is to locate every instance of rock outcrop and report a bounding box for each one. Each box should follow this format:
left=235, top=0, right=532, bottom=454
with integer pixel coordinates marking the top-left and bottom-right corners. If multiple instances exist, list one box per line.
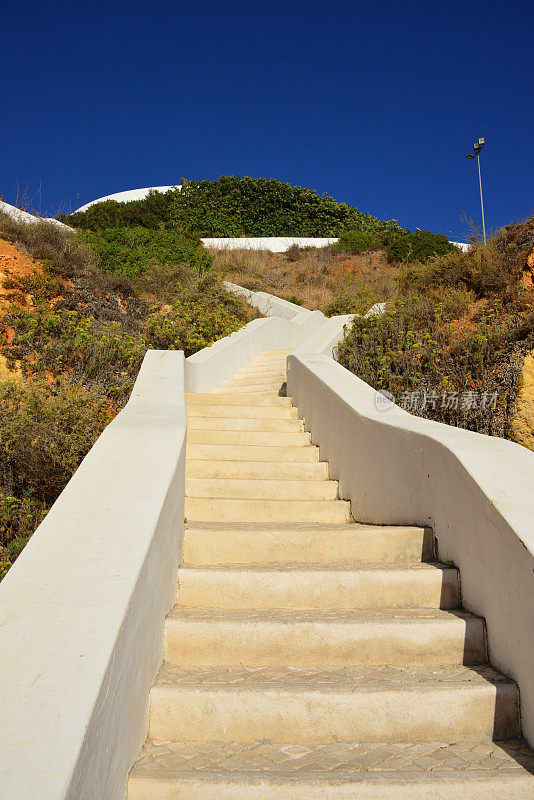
left=511, top=350, right=534, bottom=450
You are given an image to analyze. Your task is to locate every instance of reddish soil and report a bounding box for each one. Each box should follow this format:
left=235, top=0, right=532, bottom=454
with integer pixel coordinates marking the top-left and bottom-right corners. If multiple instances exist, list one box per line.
left=0, top=237, right=41, bottom=317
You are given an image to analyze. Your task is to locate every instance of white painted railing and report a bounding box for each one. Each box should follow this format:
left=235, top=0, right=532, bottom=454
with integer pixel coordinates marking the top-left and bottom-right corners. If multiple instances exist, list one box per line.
left=287, top=352, right=534, bottom=745
left=0, top=351, right=187, bottom=800
left=204, top=236, right=470, bottom=252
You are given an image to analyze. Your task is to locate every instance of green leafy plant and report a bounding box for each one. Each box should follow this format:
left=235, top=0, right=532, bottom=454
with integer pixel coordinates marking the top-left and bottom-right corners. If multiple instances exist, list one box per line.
left=62, top=177, right=403, bottom=238
left=81, top=226, right=212, bottom=275
left=336, top=230, right=380, bottom=254
left=336, top=297, right=534, bottom=437
left=386, top=229, right=455, bottom=264
left=0, top=379, right=116, bottom=503
left=0, top=492, right=49, bottom=580
left=325, top=282, right=382, bottom=316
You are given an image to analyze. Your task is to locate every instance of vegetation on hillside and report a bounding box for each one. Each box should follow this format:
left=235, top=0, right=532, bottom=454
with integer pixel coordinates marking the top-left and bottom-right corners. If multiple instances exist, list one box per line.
left=0, top=211, right=253, bottom=579
left=3, top=175, right=533, bottom=578
left=336, top=227, right=455, bottom=263
left=61, top=176, right=402, bottom=238
left=336, top=224, right=534, bottom=438
left=209, top=210, right=533, bottom=442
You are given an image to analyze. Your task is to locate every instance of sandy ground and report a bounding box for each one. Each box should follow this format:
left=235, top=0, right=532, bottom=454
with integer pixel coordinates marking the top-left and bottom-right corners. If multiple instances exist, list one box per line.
left=0, top=236, right=41, bottom=315
left=0, top=237, right=40, bottom=381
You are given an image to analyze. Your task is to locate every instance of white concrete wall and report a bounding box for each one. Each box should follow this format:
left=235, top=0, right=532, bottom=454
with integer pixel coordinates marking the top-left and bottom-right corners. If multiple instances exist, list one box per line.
left=203, top=236, right=339, bottom=252
left=205, top=236, right=470, bottom=253
left=293, top=314, right=355, bottom=358
left=0, top=200, right=73, bottom=231
left=287, top=352, right=534, bottom=746
left=224, top=281, right=307, bottom=320
left=0, top=350, right=187, bottom=800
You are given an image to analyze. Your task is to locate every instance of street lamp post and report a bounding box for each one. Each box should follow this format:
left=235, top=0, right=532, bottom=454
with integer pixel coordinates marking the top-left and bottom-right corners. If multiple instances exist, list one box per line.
left=466, top=137, right=487, bottom=245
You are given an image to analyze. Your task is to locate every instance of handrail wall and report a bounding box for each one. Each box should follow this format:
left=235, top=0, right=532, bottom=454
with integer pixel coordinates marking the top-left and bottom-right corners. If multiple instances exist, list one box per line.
left=0, top=350, right=187, bottom=800
left=287, top=352, right=534, bottom=746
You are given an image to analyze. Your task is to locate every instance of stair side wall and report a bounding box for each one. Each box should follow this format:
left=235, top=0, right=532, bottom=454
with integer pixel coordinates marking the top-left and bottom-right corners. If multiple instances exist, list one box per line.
left=287, top=352, right=534, bottom=747
left=0, top=351, right=187, bottom=800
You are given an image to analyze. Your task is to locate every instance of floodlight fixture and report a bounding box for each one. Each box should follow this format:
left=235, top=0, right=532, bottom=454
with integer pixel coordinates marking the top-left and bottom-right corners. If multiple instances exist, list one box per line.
left=465, top=136, right=487, bottom=244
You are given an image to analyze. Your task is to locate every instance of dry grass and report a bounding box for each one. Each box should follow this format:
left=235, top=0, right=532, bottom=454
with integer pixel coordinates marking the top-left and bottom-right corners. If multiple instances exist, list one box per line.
left=209, top=245, right=399, bottom=313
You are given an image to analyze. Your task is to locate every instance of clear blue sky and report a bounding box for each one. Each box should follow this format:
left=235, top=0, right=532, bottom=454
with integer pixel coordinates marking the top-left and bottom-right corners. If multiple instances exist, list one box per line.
left=2, top=0, right=533, bottom=240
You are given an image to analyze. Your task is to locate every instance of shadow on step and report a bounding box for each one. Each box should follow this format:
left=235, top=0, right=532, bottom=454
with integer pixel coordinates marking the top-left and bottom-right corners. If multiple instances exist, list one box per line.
left=492, top=739, right=534, bottom=774
left=421, top=526, right=434, bottom=561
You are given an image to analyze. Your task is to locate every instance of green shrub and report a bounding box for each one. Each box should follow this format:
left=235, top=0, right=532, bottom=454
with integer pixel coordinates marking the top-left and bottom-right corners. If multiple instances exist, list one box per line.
left=0, top=380, right=116, bottom=502
left=335, top=297, right=534, bottom=437
left=399, top=239, right=524, bottom=301
left=336, top=230, right=380, bottom=254
left=282, top=294, right=303, bottom=306
left=146, top=273, right=251, bottom=356
left=325, top=282, right=381, bottom=316
left=387, top=230, right=455, bottom=263
left=62, top=177, right=403, bottom=239
left=0, top=492, right=49, bottom=580
left=3, top=306, right=147, bottom=401
left=81, top=226, right=212, bottom=276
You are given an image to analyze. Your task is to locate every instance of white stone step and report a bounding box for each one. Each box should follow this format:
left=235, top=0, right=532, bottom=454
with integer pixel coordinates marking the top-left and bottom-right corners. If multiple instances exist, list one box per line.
left=147, top=664, right=520, bottom=742
left=127, top=737, right=534, bottom=800
left=221, top=381, right=286, bottom=392
left=187, top=416, right=304, bottom=432
left=224, top=375, right=286, bottom=386
left=164, top=607, right=486, bottom=667
left=186, top=444, right=320, bottom=462
left=186, top=404, right=297, bottom=419
left=248, top=357, right=288, bottom=367
left=182, top=523, right=432, bottom=566
left=129, top=738, right=534, bottom=800
left=185, top=461, right=328, bottom=481
left=185, top=497, right=351, bottom=524
left=186, top=393, right=291, bottom=407
left=187, top=429, right=311, bottom=446
left=176, top=564, right=459, bottom=610
left=185, top=478, right=339, bottom=501
left=261, top=349, right=294, bottom=355
left=214, top=385, right=286, bottom=396
left=237, top=366, right=287, bottom=377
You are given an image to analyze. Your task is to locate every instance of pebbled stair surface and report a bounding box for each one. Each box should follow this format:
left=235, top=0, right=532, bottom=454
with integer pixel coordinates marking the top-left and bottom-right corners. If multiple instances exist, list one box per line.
left=128, top=349, right=534, bottom=799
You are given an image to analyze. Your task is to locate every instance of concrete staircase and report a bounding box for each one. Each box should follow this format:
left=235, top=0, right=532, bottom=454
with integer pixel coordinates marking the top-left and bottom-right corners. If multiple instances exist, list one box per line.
left=128, top=350, right=534, bottom=798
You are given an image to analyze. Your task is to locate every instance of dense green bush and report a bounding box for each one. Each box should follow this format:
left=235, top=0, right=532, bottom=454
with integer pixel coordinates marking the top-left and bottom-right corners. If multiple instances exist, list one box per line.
left=386, top=229, right=455, bottom=263
left=61, top=177, right=402, bottom=238
left=336, top=230, right=380, bottom=254
left=3, top=306, right=147, bottom=402
left=146, top=272, right=252, bottom=356
left=81, top=226, right=212, bottom=275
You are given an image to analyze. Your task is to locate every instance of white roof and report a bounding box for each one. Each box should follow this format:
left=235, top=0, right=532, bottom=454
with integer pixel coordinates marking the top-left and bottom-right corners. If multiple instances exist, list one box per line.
left=74, top=186, right=180, bottom=213
left=0, top=200, right=73, bottom=230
